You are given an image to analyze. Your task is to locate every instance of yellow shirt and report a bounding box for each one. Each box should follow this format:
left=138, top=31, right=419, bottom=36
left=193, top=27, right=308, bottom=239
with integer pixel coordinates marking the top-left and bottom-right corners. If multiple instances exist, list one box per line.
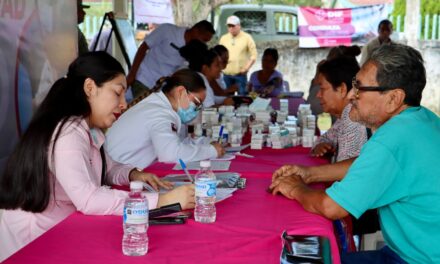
left=219, top=31, right=257, bottom=75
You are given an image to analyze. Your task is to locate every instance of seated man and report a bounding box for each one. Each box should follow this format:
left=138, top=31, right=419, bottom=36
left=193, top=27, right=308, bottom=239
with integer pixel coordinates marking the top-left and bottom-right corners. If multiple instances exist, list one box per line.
left=270, top=44, right=440, bottom=263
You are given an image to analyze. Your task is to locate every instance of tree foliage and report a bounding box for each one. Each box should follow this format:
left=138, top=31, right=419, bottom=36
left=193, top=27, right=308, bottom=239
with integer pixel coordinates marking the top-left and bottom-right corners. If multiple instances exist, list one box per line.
left=391, top=0, right=440, bottom=39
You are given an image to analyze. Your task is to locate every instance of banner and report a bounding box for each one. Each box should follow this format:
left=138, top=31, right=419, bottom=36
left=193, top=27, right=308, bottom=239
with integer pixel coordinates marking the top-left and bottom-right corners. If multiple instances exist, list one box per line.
left=134, top=0, right=174, bottom=24
left=0, top=0, right=76, bottom=172
left=298, top=5, right=390, bottom=48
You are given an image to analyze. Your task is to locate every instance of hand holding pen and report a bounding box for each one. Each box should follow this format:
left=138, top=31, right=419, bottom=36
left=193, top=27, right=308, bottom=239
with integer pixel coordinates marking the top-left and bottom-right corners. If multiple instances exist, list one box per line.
left=179, top=159, right=194, bottom=183
left=210, top=142, right=226, bottom=157
left=218, top=125, right=224, bottom=144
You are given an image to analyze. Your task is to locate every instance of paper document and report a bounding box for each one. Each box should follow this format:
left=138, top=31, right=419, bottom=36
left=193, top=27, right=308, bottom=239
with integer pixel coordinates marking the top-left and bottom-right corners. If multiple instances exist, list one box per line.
left=181, top=136, right=211, bottom=145
left=158, top=184, right=236, bottom=203
left=211, top=153, right=235, bottom=161
left=216, top=188, right=237, bottom=203
left=249, top=97, right=271, bottom=112
left=164, top=172, right=241, bottom=188
left=173, top=161, right=231, bottom=171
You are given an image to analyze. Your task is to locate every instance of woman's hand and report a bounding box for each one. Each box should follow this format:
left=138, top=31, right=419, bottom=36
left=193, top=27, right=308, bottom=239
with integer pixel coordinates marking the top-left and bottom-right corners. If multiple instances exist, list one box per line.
left=211, top=142, right=226, bottom=157
left=157, top=184, right=195, bottom=210
left=311, top=143, right=335, bottom=157
left=129, top=170, right=173, bottom=191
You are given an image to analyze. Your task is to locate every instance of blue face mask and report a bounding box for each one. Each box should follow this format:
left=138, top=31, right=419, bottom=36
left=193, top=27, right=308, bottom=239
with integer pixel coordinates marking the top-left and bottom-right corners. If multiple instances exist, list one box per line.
left=177, top=102, right=199, bottom=124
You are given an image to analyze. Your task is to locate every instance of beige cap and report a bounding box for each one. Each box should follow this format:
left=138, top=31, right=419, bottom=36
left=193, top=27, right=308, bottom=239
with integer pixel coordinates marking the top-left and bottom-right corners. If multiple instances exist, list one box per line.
left=226, top=15, right=240, bottom=26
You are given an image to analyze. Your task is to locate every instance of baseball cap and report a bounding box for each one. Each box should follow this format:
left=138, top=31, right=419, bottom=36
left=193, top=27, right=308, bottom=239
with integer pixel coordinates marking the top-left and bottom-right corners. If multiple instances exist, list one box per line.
left=77, top=0, right=90, bottom=9
left=226, top=16, right=240, bottom=26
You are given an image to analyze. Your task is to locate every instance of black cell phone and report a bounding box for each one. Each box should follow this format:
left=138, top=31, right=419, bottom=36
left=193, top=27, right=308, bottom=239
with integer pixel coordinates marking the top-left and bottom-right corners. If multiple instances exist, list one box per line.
left=149, top=217, right=186, bottom=225
left=149, top=203, right=182, bottom=218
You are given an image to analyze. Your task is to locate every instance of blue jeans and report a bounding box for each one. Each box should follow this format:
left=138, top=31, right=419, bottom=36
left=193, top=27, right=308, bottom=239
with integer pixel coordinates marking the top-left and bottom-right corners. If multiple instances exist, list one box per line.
left=341, top=246, right=407, bottom=264
left=224, top=74, right=248, bottom=95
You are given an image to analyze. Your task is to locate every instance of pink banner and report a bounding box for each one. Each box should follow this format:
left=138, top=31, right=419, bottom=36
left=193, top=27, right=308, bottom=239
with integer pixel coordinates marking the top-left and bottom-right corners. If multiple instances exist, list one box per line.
left=299, top=5, right=390, bottom=48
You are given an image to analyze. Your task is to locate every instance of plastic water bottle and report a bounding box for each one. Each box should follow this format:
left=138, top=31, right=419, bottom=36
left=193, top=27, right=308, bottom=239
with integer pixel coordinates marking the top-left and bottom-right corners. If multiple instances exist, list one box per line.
left=122, top=181, right=149, bottom=256
left=194, top=160, right=217, bottom=223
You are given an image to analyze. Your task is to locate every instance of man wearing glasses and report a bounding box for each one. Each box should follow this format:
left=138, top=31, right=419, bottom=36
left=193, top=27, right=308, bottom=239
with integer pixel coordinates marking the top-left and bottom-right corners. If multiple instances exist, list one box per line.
left=270, top=44, right=440, bottom=263
left=219, top=15, right=257, bottom=95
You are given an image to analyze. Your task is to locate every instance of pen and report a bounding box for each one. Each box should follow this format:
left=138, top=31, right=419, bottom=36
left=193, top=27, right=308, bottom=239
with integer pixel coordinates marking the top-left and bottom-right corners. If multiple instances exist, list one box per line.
left=218, top=125, right=224, bottom=144
left=235, top=152, right=254, bottom=158
left=178, top=159, right=194, bottom=183
left=142, top=182, right=157, bottom=193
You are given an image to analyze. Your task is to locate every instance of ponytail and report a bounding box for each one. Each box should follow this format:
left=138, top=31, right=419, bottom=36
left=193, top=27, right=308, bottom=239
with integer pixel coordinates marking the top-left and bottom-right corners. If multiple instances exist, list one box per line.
left=125, top=69, right=205, bottom=111
left=125, top=77, right=169, bottom=110
left=150, top=69, right=205, bottom=95
left=152, top=76, right=170, bottom=93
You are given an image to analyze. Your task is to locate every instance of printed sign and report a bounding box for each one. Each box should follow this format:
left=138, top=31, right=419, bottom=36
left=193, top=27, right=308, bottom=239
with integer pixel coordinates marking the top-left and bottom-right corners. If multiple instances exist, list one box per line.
left=298, top=5, right=390, bottom=48
left=134, top=0, right=174, bottom=24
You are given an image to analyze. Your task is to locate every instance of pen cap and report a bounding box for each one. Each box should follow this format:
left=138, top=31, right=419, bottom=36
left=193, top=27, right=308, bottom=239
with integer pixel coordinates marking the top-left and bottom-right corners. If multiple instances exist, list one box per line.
left=130, top=181, right=143, bottom=191
left=200, top=160, right=211, bottom=168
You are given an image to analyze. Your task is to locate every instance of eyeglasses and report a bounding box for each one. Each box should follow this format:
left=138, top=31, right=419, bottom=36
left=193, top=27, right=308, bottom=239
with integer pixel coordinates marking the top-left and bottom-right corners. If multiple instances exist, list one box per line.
left=188, top=91, right=203, bottom=111
left=351, top=77, right=395, bottom=98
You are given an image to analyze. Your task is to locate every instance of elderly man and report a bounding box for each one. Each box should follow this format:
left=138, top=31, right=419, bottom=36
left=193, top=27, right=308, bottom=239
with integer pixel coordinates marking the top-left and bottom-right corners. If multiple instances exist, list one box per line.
left=270, top=44, right=440, bottom=263
left=360, top=19, right=393, bottom=65
left=219, top=15, right=257, bottom=95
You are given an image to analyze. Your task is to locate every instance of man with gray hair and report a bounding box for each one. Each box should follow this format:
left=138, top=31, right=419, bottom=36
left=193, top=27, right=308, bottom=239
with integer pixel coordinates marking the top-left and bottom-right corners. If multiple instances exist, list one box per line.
left=270, top=43, right=440, bottom=263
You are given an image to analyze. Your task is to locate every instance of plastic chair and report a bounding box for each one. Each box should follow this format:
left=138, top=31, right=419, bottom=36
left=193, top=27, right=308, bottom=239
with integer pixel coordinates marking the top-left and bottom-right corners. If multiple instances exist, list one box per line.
left=334, top=217, right=356, bottom=253
left=361, top=231, right=386, bottom=250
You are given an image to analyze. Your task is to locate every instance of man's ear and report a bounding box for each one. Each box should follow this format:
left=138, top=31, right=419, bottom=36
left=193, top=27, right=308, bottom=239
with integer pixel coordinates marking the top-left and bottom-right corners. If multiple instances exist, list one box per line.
left=83, top=78, right=96, bottom=97
left=386, top=89, right=406, bottom=113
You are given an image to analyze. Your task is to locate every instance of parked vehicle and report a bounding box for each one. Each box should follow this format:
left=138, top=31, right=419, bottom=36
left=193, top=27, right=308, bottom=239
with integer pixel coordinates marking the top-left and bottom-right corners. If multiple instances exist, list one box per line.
left=215, top=4, right=299, bottom=42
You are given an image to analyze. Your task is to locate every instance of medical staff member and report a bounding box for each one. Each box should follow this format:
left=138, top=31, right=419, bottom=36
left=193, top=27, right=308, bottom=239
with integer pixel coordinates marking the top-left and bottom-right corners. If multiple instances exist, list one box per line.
left=105, top=69, right=225, bottom=169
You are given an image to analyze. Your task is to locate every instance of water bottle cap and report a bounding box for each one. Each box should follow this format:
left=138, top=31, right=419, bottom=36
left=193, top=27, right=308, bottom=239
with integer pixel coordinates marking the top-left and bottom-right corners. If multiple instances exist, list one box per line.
left=130, top=181, right=143, bottom=190
left=200, top=160, right=211, bottom=168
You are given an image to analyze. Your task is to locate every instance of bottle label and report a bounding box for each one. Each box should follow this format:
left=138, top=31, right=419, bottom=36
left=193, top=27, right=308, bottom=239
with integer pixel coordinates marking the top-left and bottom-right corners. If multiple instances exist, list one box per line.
left=195, top=180, right=217, bottom=197
left=123, top=202, right=148, bottom=224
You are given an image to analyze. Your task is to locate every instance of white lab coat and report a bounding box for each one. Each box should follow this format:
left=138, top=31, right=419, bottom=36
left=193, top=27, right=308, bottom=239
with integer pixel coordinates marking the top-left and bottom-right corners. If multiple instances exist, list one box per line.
left=105, top=91, right=217, bottom=169
left=198, top=72, right=216, bottom=108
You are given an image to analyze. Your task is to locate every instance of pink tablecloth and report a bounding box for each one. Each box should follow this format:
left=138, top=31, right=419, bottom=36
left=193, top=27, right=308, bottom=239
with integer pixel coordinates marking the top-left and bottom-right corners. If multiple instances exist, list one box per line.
left=5, top=147, right=340, bottom=264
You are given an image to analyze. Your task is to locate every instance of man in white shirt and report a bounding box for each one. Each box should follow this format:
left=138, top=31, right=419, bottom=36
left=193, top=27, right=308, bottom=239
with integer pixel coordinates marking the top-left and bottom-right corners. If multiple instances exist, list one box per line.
left=360, top=19, right=393, bottom=65
left=127, top=20, right=215, bottom=99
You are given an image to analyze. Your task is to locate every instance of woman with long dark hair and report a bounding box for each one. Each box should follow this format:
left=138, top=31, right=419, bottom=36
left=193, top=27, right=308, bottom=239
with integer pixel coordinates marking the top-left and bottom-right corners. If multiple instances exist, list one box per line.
left=0, top=52, right=194, bottom=261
